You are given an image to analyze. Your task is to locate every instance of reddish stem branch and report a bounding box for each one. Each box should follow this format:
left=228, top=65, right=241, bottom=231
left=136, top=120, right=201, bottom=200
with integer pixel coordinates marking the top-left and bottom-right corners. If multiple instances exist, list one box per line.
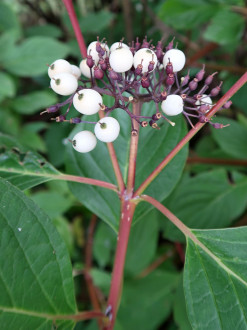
left=134, top=72, right=247, bottom=197
left=99, top=111, right=125, bottom=193
left=62, top=0, right=87, bottom=57
left=126, top=101, right=141, bottom=195
left=57, top=174, right=118, bottom=192
left=104, top=199, right=136, bottom=330
left=84, top=214, right=103, bottom=329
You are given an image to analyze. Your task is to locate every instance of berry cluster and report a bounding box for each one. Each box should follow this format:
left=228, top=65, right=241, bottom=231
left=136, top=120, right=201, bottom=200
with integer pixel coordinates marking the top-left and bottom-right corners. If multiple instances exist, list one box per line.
left=43, top=37, right=231, bottom=153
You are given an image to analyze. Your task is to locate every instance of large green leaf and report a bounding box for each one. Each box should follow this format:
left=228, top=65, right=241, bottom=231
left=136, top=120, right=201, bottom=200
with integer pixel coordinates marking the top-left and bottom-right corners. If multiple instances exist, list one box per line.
left=118, top=270, right=179, bottom=330
left=65, top=101, right=187, bottom=232
left=0, top=72, right=16, bottom=98
left=0, top=178, right=76, bottom=329
left=211, top=117, right=247, bottom=160
left=0, top=3, right=20, bottom=33
left=162, top=169, right=247, bottom=242
left=0, top=133, right=61, bottom=190
left=1, top=37, right=70, bottom=77
left=184, top=227, right=247, bottom=329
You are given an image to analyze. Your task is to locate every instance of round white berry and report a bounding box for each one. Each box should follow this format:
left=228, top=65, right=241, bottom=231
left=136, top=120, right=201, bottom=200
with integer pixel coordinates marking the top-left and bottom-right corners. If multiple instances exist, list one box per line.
left=163, top=49, right=186, bottom=73
left=87, top=41, right=109, bottom=64
left=94, top=117, right=120, bottom=143
left=109, top=47, right=134, bottom=73
left=50, top=73, right=78, bottom=96
left=79, top=59, right=94, bottom=79
left=133, top=48, right=158, bottom=73
left=72, top=131, right=97, bottom=153
left=195, top=94, right=213, bottom=112
left=73, top=89, right=102, bottom=115
left=48, top=59, right=71, bottom=79
left=71, top=65, right=81, bottom=79
left=161, top=95, right=184, bottom=116
left=110, top=42, right=129, bottom=52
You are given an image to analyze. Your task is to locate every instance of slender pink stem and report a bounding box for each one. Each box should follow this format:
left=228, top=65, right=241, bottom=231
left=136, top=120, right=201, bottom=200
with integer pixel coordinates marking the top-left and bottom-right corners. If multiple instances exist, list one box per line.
left=62, top=0, right=87, bottom=57
left=99, top=111, right=125, bottom=193
left=57, top=174, right=118, bottom=192
left=126, top=101, right=141, bottom=195
left=134, top=72, right=247, bottom=197
left=104, top=199, right=136, bottom=330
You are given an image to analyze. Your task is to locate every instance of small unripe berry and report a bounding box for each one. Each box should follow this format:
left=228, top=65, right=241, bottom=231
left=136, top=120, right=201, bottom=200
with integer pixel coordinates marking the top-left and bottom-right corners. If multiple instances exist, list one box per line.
left=161, top=95, right=184, bottom=116
left=72, top=131, right=97, bottom=153
left=94, top=117, right=120, bottom=143
left=109, top=47, right=134, bottom=73
left=71, top=65, right=81, bottom=79
left=73, top=89, right=102, bottom=115
left=133, top=48, right=158, bottom=73
left=80, top=59, right=94, bottom=78
left=50, top=73, right=78, bottom=96
left=48, top=59, right=71, bottom=78
left=163, top=49, right=186, bottom=72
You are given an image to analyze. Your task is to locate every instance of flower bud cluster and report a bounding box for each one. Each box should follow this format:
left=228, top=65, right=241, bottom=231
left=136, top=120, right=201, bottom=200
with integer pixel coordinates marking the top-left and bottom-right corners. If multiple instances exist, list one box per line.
left=43, top=36, right=231, bottom=153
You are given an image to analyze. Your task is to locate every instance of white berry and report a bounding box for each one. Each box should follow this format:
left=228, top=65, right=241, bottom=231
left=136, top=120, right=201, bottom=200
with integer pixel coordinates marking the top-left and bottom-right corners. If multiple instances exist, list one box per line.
left=87, top=41, right=109, bottom=64
left=50, top=73, right=78, bottom=96
left=161, top=95, right=184, bottom=116
left=110, top=42, right=129, bottom=52
left=133, top=48, right=158, bottom=73
left=109, top=47, right=134, bottom=73
left=71, top=65, right=81, bottom=79
left=79, top=59, right=94, bottom=79
left=195, top=94, right=213, bottom=112
left=163, top=49, right=186, bottom=72
left=94, top=117, right=120, bottom=143
left=72, top=131, right=97, bottom=153
left=48, top=59, right=71, bottom=79
left=73, top=89, right=102, bottom=115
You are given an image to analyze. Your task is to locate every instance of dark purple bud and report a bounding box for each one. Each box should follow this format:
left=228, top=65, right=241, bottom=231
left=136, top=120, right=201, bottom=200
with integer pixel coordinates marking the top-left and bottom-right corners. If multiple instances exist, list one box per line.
left=156, top=41, right=163, bottom=61
left=135, top=61, right=143, bottom=75
left=141, top=76, right=150, bottom=88
left=223, top=100, right=232, bottom=109
left=109, top=68, right=118, bottom=80
left=199, top=104, right=210, bottom=113
left=166, top=37, right=175, bottom=51
left=94, top=66, right=104, bottom=79
left=205, top=72, right=218, bottom=85
left=70, top=117, right=81, bottom=124
left=141, top=36, right=150, bottom=48
left=55, top=115, right=66, bottom=122
left=99, top=59, right=107, bottom=71
left=96, top=40, right=102, bottom=53
left=198, top=116, right=209, bottom=123
left=86, top=55, right=94, bottom=68
left=141, top=121, right=148, bottom=127
left=152, top=112, right=162, bottom=121
left=181, top=71, right=190, bottom=87
left=196, top=65, right=205, bottom=81
left=189, top=78, right=198, bottom=91
left=47, top=105, right=59, bottom=113
left=166, top=60, right=173, bottom=74
left=135, top=37, right=141, bottom=51
left=210, top=82, right=222, bottom=97
left=165, top=73, right=175, bottom=86
left=148, top=61, right=155, bottom=72
left=160, top=91, right=167, bottom=101
left=149, top=120, right=159, bottom=129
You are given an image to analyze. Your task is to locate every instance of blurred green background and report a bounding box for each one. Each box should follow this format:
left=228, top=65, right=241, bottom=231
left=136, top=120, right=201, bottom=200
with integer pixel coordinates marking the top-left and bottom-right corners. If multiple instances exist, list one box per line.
left=0, top=0, right=246, bottom=329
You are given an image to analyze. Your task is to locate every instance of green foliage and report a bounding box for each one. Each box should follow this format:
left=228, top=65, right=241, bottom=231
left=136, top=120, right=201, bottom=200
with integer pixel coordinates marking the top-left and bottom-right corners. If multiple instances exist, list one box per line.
left=0, top=178, right=76, bottom=329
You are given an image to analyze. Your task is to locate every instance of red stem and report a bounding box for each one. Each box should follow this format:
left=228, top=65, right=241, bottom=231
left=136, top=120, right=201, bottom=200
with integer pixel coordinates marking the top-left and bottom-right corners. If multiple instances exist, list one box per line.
left=62, top=0, right=87, bottom=57
left=134, top=72, right=247, bottom=197
left=104, top=199, right=136, bottom=329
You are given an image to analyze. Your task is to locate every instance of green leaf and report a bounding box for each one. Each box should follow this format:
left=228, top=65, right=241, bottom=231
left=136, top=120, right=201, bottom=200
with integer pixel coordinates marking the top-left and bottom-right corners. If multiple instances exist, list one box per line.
left=184, top=227, right=247, bottom=329
left=65, top=103, right=187, bottom=232
left=204, top=9, right=245, bottom=45
left=0, top=133, right=61, bottom=190
left=0, top=3, right=20, bottom=33
left=11, top=90, right=58, bottom=115
left=25, top=24, right=62, bottom=38
left=2, top=37, right=70, bottom=77
left=0, top=72, right=16, bottom=98
left=211, top=117, right=247, bottom=160
left=0, top=178, right=76, bottom=328
left=125, top=209, right=159, bottom=276
left=162, top=169, right=247, bottom=242
left=158, top=0, right=220, bottom=30
left=79, top=11, right=115, bottom=33
left=19, top=127, right=47, bottom=153
left=117, top=270, right=179, bottom=330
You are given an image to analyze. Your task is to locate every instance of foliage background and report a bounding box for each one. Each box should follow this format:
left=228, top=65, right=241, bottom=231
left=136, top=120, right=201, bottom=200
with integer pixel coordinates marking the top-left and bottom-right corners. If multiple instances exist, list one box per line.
left=0, top=0, right=246, bottom=329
